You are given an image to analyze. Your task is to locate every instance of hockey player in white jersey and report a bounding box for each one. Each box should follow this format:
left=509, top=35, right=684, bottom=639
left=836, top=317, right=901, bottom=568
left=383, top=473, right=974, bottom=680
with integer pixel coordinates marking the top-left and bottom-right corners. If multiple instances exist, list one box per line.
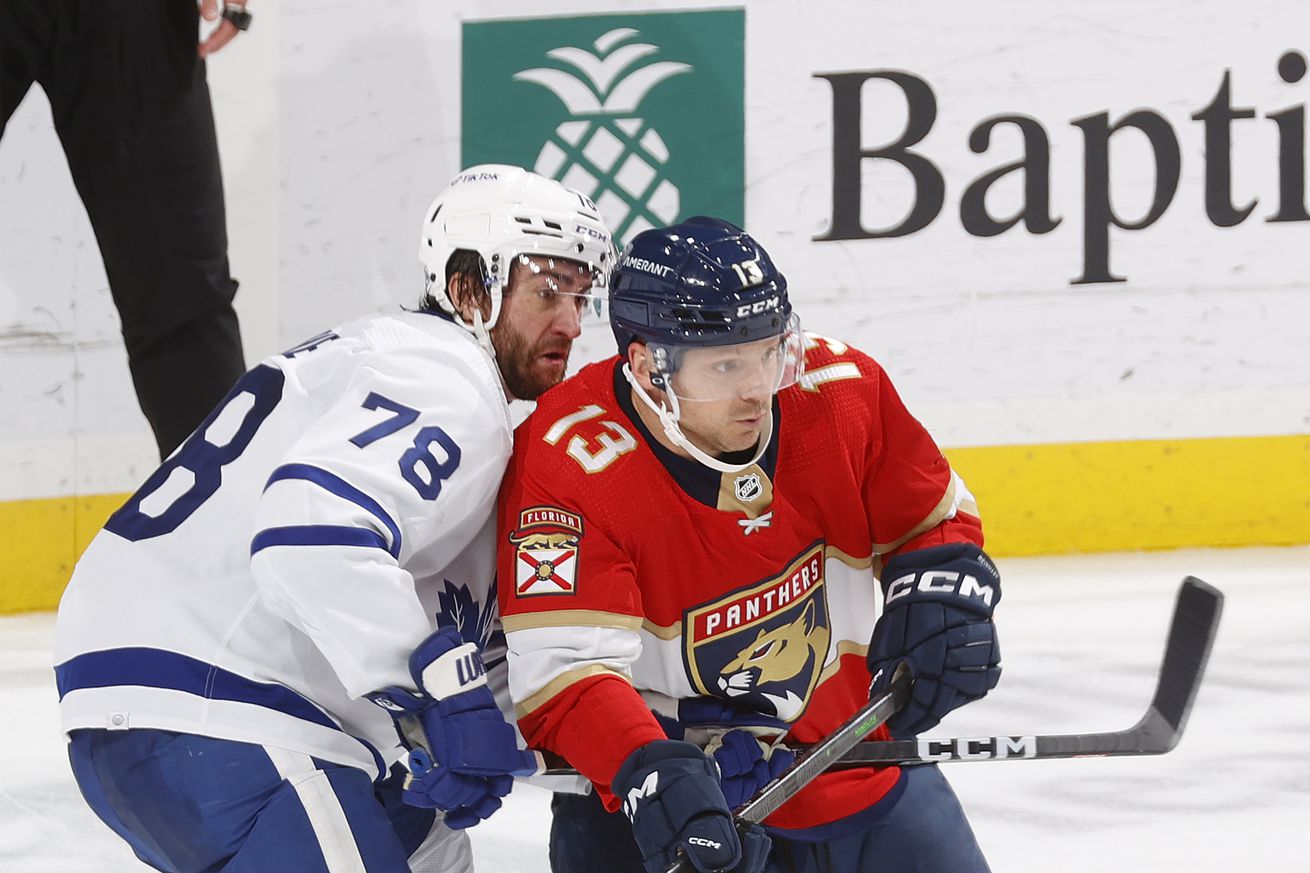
left=53, top=165, right=614, bottom=873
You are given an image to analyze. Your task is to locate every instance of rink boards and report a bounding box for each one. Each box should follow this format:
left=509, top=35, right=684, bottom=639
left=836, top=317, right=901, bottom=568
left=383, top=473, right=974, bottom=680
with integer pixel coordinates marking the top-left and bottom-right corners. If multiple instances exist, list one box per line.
left=2, top=1, right=1308, bottom=612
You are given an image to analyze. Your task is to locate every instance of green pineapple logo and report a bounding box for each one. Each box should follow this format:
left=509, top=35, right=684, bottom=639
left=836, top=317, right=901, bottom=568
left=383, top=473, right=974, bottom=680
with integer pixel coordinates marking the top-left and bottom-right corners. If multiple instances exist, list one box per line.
left=462, top=10, right=744, bottom=244
left=514, top=28, right=689, bottom=240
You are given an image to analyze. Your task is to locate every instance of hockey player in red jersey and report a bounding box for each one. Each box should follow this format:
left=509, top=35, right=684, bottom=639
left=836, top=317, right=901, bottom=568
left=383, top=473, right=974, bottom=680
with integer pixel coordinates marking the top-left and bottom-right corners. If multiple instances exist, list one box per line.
left=497, top=217, right=999, bottom=873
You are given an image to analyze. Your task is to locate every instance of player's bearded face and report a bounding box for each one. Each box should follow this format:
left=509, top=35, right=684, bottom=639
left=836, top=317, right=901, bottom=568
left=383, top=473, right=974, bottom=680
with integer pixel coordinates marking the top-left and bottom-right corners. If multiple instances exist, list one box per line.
left=491, top=255, right=597, bottom=400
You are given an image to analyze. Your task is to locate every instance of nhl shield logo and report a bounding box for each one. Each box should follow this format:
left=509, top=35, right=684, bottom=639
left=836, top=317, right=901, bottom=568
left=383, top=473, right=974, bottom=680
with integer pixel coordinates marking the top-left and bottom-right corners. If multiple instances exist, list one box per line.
left=734, top=473, right=762, bottom=502
left=683, top=542, right=831, bottom=722
left=509, top=506, right=584, bottom=597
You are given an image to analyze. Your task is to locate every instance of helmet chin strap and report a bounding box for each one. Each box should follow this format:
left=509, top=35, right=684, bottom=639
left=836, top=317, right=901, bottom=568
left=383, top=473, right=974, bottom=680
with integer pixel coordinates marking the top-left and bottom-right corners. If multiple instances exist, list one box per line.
left=623, top=363, right=771, bottom=474
left=469, top=308, right=495, bottom=358
left=470, top=309, right=514, bottom=400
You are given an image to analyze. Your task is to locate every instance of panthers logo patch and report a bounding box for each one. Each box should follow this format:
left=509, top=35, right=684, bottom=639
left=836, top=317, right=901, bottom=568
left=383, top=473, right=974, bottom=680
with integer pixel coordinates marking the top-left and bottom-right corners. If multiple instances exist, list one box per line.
left=509, top=506, right=583, bottom=597
left=683, top=542, right=831, bottom=722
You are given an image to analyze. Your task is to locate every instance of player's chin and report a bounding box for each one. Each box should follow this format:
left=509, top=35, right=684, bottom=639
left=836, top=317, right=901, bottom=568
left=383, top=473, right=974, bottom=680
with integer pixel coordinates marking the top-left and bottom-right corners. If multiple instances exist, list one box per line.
left=722, top=424, right=765, bottom=452
left=513, top=354, right=570, bottom=399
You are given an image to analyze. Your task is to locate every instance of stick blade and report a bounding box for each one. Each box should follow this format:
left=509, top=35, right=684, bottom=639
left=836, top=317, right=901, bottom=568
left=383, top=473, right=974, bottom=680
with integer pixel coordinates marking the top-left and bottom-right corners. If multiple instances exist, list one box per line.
left=1146, top=576, right=1223, bottom=750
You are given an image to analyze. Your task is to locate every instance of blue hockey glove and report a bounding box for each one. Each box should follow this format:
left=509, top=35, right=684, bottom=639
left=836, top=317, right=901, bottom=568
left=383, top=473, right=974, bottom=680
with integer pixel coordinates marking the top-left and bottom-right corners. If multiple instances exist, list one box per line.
left=656, top=697, right=796, bottom=811
left=667, top=696, right=793, bottom=735
left=868, top=543, right=1002, bottom=737
left=705, top=730, right=794, bottom=810
left=368, top=627, right=537, bottom=829
left=613, top=740, right=771, bottom=873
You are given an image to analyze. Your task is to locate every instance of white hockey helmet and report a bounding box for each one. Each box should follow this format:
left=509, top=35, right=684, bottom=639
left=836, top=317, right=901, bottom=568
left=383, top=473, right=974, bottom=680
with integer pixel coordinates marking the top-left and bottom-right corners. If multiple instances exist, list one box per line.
left=419, top=164, right=616, bottom=332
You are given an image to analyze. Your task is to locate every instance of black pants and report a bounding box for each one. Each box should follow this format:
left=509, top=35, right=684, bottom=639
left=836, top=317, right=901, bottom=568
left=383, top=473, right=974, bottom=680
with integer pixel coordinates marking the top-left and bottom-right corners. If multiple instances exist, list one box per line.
left=1, top=0, right=245, bottom=457
left=550, top=766, right=991, bottom=873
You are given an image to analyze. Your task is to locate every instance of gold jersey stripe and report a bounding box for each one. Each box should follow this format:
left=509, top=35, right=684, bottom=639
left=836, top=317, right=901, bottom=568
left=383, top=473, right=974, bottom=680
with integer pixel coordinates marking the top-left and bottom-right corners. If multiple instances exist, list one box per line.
left=501, top=609, right=644, bottom=633
left=514, top=664, right=631, bottom=719
left=824, top=546, right=874, bottom=569
left=873, top=475, right=960, bottom=554
left=816, top=639, right=872, bottom=686
left=642, top=619, right=682, bottom=641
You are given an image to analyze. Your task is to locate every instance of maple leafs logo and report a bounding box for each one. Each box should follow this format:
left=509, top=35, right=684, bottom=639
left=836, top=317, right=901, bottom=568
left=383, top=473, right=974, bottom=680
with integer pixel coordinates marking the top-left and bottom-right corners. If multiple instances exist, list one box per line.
left=434, top=578, right=496, bottom=649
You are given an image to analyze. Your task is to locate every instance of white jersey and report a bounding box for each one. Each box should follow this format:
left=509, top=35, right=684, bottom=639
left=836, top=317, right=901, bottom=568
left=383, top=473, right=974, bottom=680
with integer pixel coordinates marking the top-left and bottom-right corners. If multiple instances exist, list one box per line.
left=55, top=309, right=513, bottom=777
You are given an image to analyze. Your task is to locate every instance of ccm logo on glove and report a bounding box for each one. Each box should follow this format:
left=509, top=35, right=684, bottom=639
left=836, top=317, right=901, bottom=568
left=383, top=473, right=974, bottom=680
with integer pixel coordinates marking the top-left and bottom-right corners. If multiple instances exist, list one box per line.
left=885, top=569, right=997, bottom=608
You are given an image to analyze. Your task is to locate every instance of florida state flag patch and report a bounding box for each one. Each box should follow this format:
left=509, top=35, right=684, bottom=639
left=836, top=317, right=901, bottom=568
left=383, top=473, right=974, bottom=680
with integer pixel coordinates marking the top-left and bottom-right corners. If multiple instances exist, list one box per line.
left=509, top=506, right=583, bottom=597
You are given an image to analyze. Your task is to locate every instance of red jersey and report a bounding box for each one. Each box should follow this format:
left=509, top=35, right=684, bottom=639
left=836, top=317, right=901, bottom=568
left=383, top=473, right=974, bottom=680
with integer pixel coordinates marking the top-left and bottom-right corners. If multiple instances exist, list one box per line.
left=496, top=334, right=983, bottom=832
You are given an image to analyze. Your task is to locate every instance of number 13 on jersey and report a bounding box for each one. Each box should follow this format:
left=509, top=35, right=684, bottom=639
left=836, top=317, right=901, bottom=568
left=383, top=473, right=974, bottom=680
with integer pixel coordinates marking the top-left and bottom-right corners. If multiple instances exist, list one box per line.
left=543, top=405, right=636, bottom=474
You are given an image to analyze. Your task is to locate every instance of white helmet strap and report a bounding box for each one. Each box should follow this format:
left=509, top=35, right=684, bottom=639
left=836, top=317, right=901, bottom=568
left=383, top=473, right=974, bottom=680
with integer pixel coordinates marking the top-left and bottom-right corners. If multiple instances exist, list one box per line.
left=623, top=363, right=771, bottom=474
left=470, top=307, right=514, bottom=399
left=469, top=307, right=493, bottom=357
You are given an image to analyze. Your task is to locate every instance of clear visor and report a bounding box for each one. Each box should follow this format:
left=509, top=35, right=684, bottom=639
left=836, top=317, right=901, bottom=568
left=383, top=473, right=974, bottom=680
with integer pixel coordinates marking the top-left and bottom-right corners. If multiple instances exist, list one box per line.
left=651, top=313, right=805, bottom=402
left=497, top=252, right=609, bottom=323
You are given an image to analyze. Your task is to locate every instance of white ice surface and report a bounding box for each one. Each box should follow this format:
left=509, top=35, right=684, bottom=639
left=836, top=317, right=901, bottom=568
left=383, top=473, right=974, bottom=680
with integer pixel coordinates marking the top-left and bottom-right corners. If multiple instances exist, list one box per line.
left=2, top=546, right=1306, bottom=872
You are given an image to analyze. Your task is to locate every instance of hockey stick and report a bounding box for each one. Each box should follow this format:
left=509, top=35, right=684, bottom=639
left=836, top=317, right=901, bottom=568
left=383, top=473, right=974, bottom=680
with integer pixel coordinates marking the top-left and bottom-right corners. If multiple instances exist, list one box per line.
left=822, top=575, right=1223, bottom=767
left=539, top=576, right=1221, bottom=778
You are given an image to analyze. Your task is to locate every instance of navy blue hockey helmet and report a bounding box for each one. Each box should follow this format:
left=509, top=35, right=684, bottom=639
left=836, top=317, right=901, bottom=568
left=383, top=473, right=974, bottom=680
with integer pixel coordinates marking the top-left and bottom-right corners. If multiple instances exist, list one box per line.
left=610, top=217, right=793, bottom=354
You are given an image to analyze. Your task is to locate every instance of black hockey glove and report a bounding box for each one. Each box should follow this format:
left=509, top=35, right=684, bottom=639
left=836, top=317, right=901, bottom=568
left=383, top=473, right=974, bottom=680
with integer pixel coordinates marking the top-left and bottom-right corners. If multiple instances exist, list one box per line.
left=867, top=543, right=1002, bottom=737
left=613, top=740, right=771, bottom=873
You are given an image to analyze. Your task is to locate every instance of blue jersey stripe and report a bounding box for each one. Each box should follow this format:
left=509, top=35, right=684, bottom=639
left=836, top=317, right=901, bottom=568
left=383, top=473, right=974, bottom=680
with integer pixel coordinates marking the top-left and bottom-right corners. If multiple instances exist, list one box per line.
left=56, top=648, right=389, bottom=778
left=251, top=525, right=390, bottom=555
left=54, top=647, right=340, bottom=730
left=264, top=463, right=402, bottom=558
